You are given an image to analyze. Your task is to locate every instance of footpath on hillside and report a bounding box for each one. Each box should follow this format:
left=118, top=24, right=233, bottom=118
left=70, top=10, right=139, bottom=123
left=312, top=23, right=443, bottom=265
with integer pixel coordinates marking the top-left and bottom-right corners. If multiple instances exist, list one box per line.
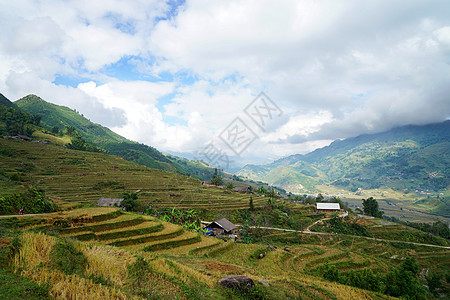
left=201, top=212, right=450, bottom=250
left=2, top=213, right=448, bottom=250
left=0, top=213, right=49, bottom=218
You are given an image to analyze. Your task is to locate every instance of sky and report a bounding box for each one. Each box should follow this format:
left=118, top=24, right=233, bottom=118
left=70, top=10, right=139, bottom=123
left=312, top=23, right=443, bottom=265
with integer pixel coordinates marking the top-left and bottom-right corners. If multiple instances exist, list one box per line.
left=1, top=0, right=449, bottom=171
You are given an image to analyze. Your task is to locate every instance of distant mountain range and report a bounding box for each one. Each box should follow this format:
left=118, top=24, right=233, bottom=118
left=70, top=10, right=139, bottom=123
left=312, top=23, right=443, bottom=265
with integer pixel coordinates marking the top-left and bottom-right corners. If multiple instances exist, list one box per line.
left=0, top=93, right=215, bottom=181
left=237, top=121, right=450, bottom=194
left=3, top=92, right=449, bottom=197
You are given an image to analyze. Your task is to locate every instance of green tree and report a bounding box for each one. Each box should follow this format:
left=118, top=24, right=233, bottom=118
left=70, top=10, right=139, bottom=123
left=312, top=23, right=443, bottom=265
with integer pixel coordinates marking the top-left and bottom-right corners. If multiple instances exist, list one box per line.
left=362, top=197, right=383, bottom=218
left=66, top=126, right=76, bottom=136
left=426, top=273, right=442, bottom=297
left=121, top=192, right=138, bottom=211
left=51, top=126, right=59, bottom=134
left=225, top=182, right=235, bottom=190
left=322, top=263, right=340, bottom=282
left=249, top=196, right=255, bottom=211
left=211, top=168, right=223, bottom=186
left=385, top=257, right=426, bottom=298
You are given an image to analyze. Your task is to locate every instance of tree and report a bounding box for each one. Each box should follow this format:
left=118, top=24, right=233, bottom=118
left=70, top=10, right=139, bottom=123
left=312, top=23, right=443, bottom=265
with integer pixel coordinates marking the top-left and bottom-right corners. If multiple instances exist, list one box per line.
left=51, top=126, right=59, bottom=134
left=385, top=257, right=426, bottom=298
left=362, top=197, right=384, bottom=218
left=211, top=168, right=223, bottom=186
left=225, top=182, right=235, bottom=190
left=66, top=126, right=76, bottom=136
left=249, top=196, right=255, bottom=211
left=121, top=192, right=138, bottom=211
left=322, top=263, right=340, bottom=282
left=426, top=273, right=442, bottom=297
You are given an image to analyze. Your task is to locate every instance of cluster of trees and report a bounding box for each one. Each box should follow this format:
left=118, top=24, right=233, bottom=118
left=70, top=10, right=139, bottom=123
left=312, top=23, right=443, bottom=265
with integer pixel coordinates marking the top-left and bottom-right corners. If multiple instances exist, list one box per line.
left=362, top=197, right=384, bottom=218
left=145, top=206, right=203, bottom=232
left=406, top=220, right=450, bottom=239
left=384, top=216, right=450, bottom=240
left=323, top=215, right=370, bottom=236
left=0, top=187, right=56, bottom=215
left=322, top=257, right=429, bottom=298
left=120, top=192, right=138, bottom=212
left=66, top=131, right=104, bottom=153
left=211, top=168, right=224, bottom=186
left=0, top=106, right=40, bottom=136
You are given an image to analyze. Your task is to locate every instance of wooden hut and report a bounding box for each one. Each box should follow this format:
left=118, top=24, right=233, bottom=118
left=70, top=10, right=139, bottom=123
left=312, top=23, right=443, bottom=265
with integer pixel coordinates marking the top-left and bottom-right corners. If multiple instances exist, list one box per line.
left=206, top=218, right=236, bottom=236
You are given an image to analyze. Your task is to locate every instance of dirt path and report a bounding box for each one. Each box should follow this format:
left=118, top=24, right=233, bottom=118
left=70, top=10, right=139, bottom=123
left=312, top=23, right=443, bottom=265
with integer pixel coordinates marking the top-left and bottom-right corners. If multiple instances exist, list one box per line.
left=0, top=213, right=48, bottom=218
left=304, top=217, right=331, bottom=233
left=205, top=214, right=450, bottom=250
left=244, top=224, right=450, bottom=249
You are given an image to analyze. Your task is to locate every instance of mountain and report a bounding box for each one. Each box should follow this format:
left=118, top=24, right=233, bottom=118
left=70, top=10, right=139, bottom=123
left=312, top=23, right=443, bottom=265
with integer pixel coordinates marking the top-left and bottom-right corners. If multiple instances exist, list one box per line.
left=15, top=94, right=215, bottom=180
left=0, top=93, right=17, bottom=108
left=0, top=94, right=41, bottom=137
left=237, top=121, right=450, bottom=195
left=15, top=94, right=128, bottom=145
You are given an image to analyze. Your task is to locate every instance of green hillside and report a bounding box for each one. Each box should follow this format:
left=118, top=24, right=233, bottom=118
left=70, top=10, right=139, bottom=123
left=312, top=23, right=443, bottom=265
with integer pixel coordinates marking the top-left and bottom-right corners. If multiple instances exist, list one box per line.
left=0, top=119, right=448, bottom=299
left=0, top=138, right=268, bottom=213
left=0, top=93, right=17, bottom=108
left=237, top=121, right=450, bottom=211
left=16, top=94, right=128, bottom=145
left=14, top=94, right=215, bottom=179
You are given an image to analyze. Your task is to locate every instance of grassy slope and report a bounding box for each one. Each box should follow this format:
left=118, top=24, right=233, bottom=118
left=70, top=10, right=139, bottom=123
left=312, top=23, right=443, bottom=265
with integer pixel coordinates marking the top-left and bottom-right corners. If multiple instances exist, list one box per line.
left=0, top=93, right=17, bottom=108
left=237, top=122, right=450, bottom=217
left=15, top=94, right=218, bottom=180
left=2, top=208, right=447, bottom=299
left=15, top=94, right=128, bottom=145
left=0, top=138, right=267, bottom=211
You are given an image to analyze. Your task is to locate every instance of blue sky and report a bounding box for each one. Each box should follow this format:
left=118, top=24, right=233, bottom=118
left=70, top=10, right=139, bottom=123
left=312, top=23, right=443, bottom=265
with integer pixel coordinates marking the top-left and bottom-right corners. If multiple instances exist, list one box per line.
left=1, top=0, right=449, bottom=170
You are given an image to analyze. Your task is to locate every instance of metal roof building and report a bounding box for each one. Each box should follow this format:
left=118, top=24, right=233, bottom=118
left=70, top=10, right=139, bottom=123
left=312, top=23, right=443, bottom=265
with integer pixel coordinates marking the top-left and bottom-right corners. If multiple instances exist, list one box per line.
left=97, top=198, right=124, bottom=207
left=316, top=203, right=341, bottom=211
left=206, top=218, right=236, bottom=236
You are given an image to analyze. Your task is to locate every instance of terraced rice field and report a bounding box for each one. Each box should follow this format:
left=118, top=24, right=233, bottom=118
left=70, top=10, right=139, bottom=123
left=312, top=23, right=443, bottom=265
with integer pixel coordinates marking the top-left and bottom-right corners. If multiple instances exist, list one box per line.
left=21, top=207, right=449, bottom=299
left=33, top=209, right=206, bottom=255
left=0, top=139, right=267, bottom=210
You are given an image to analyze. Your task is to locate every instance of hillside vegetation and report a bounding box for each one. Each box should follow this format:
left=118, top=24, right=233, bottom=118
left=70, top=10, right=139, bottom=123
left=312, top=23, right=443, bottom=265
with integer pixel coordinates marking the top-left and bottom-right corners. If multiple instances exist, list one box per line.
left=237, top=121, right=450, bottom=217
left=0, top=138, right=269, bottom=213
left=1, top=206, right=448, bottom=299
left=15, top=94, right=215, bottom=180
left=1, top=93, right=449, bottom=298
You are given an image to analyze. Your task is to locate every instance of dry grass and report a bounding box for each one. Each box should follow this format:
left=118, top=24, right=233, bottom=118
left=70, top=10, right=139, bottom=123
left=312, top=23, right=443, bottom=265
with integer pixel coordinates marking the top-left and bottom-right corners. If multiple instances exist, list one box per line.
left=120, top=222, right=182, bottom=250
left=14, top=231, right=56, bottom=270
left=13, top=232, right=136, bottom=300
left=27, top=268, right=133, bottom=300
left=156, top=234, right=218, bottom=255
left=78, top=242, right=136, bottom=287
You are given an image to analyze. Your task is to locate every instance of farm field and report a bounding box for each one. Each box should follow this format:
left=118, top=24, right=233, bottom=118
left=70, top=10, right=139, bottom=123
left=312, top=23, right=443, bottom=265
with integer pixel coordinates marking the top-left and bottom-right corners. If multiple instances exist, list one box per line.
left=0, top=139, right=267, bottom=212
left=2, top=207, right=449, bottom=299
left=1, top=139, right=449, bottom=299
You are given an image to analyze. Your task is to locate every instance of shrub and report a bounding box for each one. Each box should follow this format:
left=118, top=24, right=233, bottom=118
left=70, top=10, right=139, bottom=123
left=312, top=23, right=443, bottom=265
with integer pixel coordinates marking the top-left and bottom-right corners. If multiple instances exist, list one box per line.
left=49, top=240, right=87, bottom=275
left=0, top=188, right=56, bottom=215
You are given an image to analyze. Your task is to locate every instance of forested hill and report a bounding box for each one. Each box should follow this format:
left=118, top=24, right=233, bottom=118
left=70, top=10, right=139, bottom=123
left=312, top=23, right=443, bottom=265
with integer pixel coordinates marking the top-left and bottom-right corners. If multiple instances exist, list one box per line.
left=0, top=93, right=17, bottom=108
left=237, top=121, right=450, bottom=195
left=12, top=94, right=214, bottom=180
left=15, top=94, right=129, bottom=145
left=302, top=121, right=450, bottom=164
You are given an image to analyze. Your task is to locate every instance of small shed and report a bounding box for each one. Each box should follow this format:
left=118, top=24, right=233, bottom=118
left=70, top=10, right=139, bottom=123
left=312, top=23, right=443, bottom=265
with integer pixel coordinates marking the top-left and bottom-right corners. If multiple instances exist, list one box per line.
left=97, top=198, right=124, bottom=207
left=316, top=202, right=341, bottom=213
left=206, top=218, right=236, bottom=236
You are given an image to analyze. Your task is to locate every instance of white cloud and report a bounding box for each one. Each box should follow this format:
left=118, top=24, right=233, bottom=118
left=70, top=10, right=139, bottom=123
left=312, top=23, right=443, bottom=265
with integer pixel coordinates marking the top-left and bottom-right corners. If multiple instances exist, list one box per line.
left=1, top=0, right=449, bottom=169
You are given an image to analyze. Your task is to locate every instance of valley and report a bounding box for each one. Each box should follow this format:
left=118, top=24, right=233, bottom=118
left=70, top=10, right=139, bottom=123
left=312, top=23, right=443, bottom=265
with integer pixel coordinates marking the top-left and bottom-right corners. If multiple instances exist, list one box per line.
left=0, top=93, right=449, bottom=299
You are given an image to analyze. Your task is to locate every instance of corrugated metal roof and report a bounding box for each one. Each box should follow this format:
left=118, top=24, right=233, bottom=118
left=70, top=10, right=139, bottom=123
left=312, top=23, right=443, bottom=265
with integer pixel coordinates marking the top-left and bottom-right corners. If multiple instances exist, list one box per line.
left=97, top=198, right=124, bottom=206
left=316, top=203, right=341, bottom=210
left=210, top=218, right=236, bottom=232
